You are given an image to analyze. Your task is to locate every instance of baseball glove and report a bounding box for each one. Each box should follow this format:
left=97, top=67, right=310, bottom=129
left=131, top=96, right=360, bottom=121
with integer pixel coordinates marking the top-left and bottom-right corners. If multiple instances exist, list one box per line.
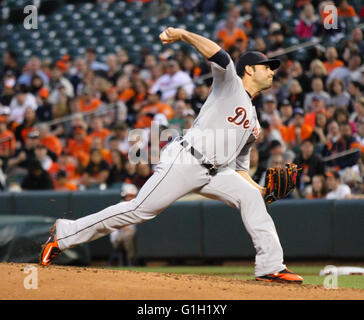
left=263, top=163, right=300, bottom=204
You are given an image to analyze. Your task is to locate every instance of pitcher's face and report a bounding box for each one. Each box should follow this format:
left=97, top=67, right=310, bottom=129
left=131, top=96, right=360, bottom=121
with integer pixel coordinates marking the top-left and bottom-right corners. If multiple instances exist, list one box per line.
left=252, top=64, right=275, bottom=90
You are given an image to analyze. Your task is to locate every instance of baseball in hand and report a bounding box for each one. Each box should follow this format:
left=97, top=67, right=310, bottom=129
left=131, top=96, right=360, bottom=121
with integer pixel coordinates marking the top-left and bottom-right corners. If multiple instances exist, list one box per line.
left=159, top=27, right=183, bottom=44
left=159, top=30, right=169, bottom=43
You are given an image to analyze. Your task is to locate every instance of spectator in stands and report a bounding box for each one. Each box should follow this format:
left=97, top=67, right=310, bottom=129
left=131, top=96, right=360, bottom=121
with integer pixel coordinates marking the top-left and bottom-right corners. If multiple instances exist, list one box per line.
left=135, top=92, right=174, bottom=130
left=116, top=75, right=135, bottom=109
left=69, top=57, right=88, bottom=96
left=2, top=50, right=20, bottom=78
left=9, top=85, right=38, bottom=125
left=252, top=37, right=267, bottom=54
left=325, top=119, right=341, bottom=144
left=295, top=3, right=318, bottom=39
left=169, top=99, right=187, bottom=133
left=350, top=27, right=364, bottom=56
left=259, top=153, right=285, bottom=187
left=17, top=56, right=49, bottom=86
left=116, top=49, right=133, bottom=75
left=131, top=79, right=149, bottom=111
left=107, top=149, right=128, bottom=187
left=104, top=54, right=122, bottom=85
left=286, top=108, right=313, bottom=148
left=214, top=4, right=244, bottom=38
left=286, top=79, right=305, bottom=110
left=84, top=47, right=108, bottom=72
left=288, top=60, right=311, bottom=93
left=106, top=122, right=130, bottom=155
left=37, top=123, right=63, bottom=157
left=306, top=59, right=328, bottom=86
left=66, top=126, right=91, bottom=168
left=294, top=138, right=325, bottom=190
left=54, top=170, right=78, bottom=191
left=260, top=94, right=280, bottom=124
left=310, top=111, right=328, bottom=146
left=150, top=58, right=194, bottom=103
left=124, top=160, right=137, bottom=185
left=109, top=183, right=138, bottom=266
left=303, top=77, right=330, bottom=111
left=249, top=147, right=265, bottom=184
left=139, top=54, right=157, bottom=85
left=79, top=86, right=102, bottom=113
left=323, top=47, right=344, bottom=75
left=327, top=53, right=362, bottom=88
left=81, top=148, right=110, bottom=188
left=48, top=63, right=74, bottom=105
left=350, top=97, right=364, bottom=125
left=216, top=16, right=248, bottom=52
left=347, top=81, right=362, bottom=110
left=251, top=1, right=276, bottom=36
left=14, top=107, right=37, bottom=146
left=35, top=87, right=53, bottom=122
left=323, top=121, right=361, bottom=170
left=337, top=0, right=357, bottom=19
left=0, top=115, right=16, bottom=170
left=133, top=163, right=153, bottom=189
left=173, top=87, right=190, bottom=106
left=305, top=174, right=328, bottom=199
left=29, top=74, right=44, bottom=97
left=1, top=71, right=17, bottom=106
left=266, top=30, right=285, bottom=57
left=334, top=108, right=355, bottom=133
left=354, top=119, right=364, bottom=151
left=104, top=86, right=128, bottom=124
left=34, top=144, right=58, bottom=174
left=182, top=109, right=196, bottom=130
left=270, top=113, right=287, bottom=143
left=143, top=0, right=171, bottom=20
left=181, top=53, right=202, bottom=82
left=327, top=78, right=350, bottom=109
left=325, top=170, right=351, bottom=199
left=89, top=135, right=112, bottom=165
left=190, top=80, right=209, bottom=115
left=21, top=159, right=54, bottom=190
left=87, top=117, right=111, bottom=144
left=255, top=120, right=270, bottom=168
left=279, top=99, right=293, bottom=126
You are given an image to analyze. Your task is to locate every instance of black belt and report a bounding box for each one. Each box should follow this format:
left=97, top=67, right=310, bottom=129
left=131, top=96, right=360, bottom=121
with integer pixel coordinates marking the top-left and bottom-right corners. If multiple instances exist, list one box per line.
left=177, top=137, right=217, bottom=176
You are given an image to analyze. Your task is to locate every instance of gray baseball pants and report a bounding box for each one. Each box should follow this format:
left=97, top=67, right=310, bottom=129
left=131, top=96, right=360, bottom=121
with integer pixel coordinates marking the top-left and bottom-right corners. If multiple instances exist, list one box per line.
left=56, top=140, right=286, bottom=276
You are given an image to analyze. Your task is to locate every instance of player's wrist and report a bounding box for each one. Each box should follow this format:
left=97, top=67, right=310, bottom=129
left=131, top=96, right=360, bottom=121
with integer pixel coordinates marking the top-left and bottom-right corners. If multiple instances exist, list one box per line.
left=179, top=29, right=189, bottom=42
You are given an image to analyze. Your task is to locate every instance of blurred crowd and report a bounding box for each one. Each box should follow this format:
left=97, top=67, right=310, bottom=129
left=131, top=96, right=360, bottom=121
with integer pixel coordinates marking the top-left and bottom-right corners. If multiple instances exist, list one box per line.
left=0, top=0, right=364, bottom=200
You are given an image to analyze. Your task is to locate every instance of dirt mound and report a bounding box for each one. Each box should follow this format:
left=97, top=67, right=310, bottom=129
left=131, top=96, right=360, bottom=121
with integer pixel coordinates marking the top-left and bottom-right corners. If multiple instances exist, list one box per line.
left=1, top=263, right=363, bottom=300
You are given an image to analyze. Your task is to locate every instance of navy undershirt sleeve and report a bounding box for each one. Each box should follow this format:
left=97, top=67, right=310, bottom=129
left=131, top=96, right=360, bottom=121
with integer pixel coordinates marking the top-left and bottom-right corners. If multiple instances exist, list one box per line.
left=208, top=49, right=230, bottom=69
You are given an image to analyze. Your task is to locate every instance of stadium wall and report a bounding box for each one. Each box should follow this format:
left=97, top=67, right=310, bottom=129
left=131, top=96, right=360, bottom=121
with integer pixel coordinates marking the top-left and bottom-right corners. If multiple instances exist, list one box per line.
left=0, top=191, right=363, bottom=261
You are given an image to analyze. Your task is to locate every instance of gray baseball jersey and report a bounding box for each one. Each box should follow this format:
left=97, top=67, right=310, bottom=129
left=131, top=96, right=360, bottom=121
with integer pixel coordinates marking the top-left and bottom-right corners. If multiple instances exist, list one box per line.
left=54, top=49, right=285, bottom=277
left=184, top=52, right=261, bottom=170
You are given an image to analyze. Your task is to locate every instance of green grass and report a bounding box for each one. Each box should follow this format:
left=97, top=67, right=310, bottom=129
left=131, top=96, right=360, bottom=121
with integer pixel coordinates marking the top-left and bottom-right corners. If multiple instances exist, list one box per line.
left=106, top=265, right=364, bottom=290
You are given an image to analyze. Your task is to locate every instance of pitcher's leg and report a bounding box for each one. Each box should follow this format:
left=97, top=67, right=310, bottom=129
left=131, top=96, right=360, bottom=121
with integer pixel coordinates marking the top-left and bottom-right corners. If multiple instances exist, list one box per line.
left=195, top=168, right=286, bottom=277
left=57, top=149, right=210, bottom=251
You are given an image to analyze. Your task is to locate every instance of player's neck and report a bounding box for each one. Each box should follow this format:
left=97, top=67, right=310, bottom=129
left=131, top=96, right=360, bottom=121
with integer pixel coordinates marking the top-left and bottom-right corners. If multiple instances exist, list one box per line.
left=242, top=78, right=259, bottom=99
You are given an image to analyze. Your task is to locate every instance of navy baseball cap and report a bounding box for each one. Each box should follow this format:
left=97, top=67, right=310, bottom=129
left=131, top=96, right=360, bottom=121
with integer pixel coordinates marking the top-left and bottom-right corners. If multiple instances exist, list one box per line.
left=236, top=51, right=281, bottom=77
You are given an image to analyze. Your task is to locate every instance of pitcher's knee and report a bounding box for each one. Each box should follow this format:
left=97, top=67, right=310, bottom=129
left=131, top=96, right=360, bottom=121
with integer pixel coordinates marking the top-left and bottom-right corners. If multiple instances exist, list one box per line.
left=238, top=185, right=263, bottom=206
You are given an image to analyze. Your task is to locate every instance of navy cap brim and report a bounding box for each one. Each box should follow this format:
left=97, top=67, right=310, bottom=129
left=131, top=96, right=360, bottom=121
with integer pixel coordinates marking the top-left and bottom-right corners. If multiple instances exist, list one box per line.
left=256, top=58, right=281, bottom=70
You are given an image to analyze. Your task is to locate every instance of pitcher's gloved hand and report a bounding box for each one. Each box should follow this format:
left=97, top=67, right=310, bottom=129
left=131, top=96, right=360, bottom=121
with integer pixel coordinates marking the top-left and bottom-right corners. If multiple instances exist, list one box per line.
left=263, top=163, right=300, bottom=204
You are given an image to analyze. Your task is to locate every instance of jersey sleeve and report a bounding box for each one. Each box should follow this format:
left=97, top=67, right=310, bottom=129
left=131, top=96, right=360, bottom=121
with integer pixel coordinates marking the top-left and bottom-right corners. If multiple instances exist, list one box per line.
left=235, top=150, right=251, bottom=172
left=208, top=49, right=236, bottom=84
left=235, top=134, right=256, bottom=171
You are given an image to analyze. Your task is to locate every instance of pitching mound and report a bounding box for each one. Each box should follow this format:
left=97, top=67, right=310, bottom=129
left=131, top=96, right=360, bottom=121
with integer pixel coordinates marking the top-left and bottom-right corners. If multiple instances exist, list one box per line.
left=1, top=263, right=363, bottom=300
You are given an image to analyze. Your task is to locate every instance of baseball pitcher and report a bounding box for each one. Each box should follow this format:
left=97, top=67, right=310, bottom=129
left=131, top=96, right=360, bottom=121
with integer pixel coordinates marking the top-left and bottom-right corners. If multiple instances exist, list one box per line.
left=40, top=28, right=303, bottom=283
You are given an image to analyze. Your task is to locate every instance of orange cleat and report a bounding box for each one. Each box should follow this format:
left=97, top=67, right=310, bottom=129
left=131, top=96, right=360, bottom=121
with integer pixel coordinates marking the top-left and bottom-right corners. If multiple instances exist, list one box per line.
left=39, top=224, right=61, bottom=266
left=256, top=268, right=303, bottom=284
